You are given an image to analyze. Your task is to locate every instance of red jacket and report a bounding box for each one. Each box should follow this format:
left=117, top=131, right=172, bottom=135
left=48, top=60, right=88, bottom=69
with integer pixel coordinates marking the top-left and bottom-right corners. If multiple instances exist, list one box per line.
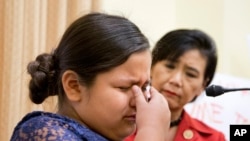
left=125, top=110, right=226, bottom=141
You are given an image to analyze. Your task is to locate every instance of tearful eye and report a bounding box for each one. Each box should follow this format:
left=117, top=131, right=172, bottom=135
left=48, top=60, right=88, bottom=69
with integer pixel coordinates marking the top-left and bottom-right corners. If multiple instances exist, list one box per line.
left=142, top=84, right=151, bottom=92
left=119, top=87, right=130, bottom=91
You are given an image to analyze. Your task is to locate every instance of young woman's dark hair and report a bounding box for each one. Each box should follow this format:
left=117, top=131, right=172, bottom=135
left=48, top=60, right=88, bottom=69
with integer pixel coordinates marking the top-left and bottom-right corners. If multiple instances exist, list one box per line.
left=152, top=29, right=217, bottom=87
left=27, top=13, right=149, bottom=105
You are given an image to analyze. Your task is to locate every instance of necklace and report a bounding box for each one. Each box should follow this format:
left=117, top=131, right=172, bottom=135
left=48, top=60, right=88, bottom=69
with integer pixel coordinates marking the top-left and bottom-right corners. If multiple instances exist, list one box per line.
left=170, top=116, right=182, bottom=127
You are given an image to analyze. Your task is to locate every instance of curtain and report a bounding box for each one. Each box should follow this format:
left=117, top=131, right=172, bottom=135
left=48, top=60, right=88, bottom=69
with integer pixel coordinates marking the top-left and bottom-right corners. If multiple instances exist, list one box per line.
left=0, top=0, right=101, bottom=140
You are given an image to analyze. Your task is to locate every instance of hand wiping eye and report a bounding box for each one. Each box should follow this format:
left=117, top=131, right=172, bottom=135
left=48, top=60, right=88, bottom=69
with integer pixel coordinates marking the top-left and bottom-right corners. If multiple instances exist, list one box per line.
left=145, top=85, right=151, bottom=102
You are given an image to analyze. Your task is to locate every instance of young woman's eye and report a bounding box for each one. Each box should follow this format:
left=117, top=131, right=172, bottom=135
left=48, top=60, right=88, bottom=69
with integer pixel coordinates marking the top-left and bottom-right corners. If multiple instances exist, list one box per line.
left=141, top=84, right=150, bottom=92
left=119, top=87, right=130, bottom=91
left=141, top=86, right=147, bottom=92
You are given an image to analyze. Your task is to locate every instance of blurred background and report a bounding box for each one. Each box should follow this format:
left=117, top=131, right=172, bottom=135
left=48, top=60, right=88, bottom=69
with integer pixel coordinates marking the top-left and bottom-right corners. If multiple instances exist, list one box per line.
left=0, top=0, right=249, bottom=140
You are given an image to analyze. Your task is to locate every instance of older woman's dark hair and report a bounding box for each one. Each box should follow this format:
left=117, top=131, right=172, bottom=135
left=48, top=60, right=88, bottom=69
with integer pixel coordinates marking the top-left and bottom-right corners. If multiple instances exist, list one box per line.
left=27, top=13, right=149, bottom=105
left=152, top=29, right=217, bottom=86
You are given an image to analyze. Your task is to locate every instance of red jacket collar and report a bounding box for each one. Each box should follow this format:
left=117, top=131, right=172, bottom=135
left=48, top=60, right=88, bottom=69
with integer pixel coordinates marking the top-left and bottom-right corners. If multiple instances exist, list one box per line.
left=179, top=110, right=214, bottom=135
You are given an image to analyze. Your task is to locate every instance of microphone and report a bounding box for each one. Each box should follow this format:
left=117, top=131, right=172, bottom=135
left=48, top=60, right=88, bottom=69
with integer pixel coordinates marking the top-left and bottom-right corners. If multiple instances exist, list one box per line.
left=205, top=84, right=250, bottom=97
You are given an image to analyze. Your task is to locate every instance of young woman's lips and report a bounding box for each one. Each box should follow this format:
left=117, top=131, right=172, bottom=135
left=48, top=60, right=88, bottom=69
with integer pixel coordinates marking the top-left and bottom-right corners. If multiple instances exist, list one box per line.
left=124, top=114, right=136, bottom=121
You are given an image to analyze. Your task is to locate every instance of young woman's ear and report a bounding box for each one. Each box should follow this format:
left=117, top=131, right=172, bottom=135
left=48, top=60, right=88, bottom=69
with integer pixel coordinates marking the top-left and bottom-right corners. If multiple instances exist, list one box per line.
left=61, top=70, right=83, bottom=102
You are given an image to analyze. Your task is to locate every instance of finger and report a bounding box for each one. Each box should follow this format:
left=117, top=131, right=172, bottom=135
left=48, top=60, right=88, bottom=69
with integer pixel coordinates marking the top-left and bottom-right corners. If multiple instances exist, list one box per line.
left=132, top=85, right=147, bottom=104
left=149, top=86, right=158, bottom=97
left=149, top=86, right=166, bottom=102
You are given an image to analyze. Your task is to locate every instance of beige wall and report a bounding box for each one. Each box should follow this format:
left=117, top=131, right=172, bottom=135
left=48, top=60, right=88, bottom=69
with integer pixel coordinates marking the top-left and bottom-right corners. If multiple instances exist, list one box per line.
left=100, top=0, right=250, bottom=79
left=0, top=1, right=101, bottom=140
left=100, top=0, right=175, bottom=47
